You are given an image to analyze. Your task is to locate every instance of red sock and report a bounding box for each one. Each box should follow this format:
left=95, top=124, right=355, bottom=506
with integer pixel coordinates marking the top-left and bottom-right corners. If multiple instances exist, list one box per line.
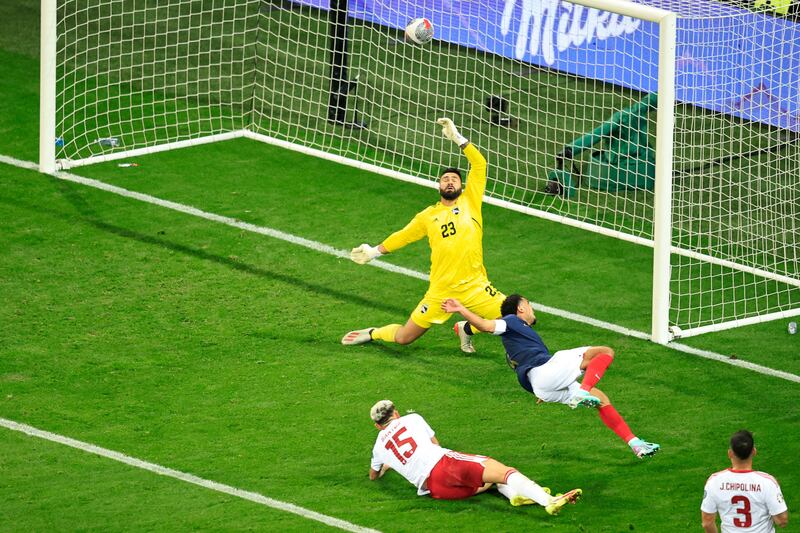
left=598, top=405, right=635, bottom=443
left=580, top=353, right=613, bottom=391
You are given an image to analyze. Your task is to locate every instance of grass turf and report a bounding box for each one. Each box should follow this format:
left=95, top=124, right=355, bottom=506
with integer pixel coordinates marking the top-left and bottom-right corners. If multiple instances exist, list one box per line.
left=1, top=2, right=798, bottom=532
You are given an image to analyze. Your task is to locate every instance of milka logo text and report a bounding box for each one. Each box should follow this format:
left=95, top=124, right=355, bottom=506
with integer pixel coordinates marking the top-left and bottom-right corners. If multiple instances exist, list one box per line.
left=501, top=0, right=641, bottom=65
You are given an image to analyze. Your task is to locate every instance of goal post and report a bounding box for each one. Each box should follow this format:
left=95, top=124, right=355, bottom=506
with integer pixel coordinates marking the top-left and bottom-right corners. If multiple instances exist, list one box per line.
left=652, top=10, right=677, bottom=345
left=39, top=0, right=57, bottom=175
left=42, top=0, right=800, bottom=342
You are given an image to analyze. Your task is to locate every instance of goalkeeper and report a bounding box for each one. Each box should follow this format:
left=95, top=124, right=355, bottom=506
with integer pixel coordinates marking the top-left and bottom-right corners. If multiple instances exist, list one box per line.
left=342, top=118, right=505, bottom=353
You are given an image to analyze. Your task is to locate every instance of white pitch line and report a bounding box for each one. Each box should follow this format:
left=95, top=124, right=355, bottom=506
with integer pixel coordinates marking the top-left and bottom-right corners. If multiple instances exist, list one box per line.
left=0, top=155, right=426, bottom=282
left=0, top=418, right=381, bottom=533
left=2, top=153, right=799, bottom=385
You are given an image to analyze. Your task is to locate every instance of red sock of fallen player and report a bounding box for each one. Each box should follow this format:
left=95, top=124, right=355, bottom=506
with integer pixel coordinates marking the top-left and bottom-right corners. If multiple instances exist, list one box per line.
left=580, top=353, right=613, bottom=391
left=598, top=404, right=635, bottom=442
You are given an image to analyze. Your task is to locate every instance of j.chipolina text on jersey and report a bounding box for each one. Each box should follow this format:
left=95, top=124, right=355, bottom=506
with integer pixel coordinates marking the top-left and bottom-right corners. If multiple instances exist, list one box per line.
left=719, top=482, right=763, bottom=492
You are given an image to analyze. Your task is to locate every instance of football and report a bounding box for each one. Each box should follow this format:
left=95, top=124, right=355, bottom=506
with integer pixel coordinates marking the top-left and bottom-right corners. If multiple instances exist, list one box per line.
left=405, top=17, right=434, bottom=45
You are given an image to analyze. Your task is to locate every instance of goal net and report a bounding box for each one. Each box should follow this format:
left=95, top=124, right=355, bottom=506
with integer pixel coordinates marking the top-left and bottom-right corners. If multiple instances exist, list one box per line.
left=43, top=0, right=800, bottom=341
left=46, top=0, right=259, bottom=165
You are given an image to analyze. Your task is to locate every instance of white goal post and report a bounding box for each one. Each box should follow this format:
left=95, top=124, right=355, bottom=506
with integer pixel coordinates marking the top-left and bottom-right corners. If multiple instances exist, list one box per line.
left=41, top=0, right=800, bottom=343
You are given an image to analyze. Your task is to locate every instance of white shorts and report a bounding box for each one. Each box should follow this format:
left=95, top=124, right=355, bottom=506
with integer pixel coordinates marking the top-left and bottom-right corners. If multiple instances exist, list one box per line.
left=526, top=346, right=588, bottom=405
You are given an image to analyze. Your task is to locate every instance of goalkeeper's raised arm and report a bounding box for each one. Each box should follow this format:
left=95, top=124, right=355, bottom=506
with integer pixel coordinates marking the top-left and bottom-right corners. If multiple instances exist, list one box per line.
left=437, top=118, right=487, bottom=215
left=343, top=118, right=507, bottom=354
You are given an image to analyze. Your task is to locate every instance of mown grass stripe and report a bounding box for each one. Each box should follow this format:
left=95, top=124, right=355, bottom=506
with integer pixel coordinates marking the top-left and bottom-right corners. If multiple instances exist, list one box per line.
left=0, top=417, right=382, bottom=533
left=2, top=152, right=797, bottom=385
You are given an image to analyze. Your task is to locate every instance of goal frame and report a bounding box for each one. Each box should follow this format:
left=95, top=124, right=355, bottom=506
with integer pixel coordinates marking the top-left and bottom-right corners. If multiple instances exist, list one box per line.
left=43, top=0, right=800, bottom=343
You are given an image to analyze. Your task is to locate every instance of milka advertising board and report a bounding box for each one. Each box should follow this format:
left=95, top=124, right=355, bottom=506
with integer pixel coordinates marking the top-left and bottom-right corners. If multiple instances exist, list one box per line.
left=293, top=0, right=800, bottom=131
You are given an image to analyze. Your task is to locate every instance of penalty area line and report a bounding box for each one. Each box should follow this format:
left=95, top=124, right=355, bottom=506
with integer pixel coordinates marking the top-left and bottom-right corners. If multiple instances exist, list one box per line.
left=1, top=153, right=798, bottom=384
left=0, top=417, right=381, bottom=533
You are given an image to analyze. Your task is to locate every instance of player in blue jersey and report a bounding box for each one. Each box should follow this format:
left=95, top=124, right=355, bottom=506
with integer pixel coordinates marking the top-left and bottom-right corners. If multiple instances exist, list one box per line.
left=442, top=294, right=660, bottom=459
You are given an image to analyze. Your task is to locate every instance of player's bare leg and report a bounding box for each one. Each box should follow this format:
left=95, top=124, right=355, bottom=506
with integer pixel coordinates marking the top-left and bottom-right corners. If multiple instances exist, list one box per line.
left=481, top=458, right=579, bottom=514
left=391, top=318, right=428, bottom=344
left=587, top=387, right=610, bottom=407
left=577, top=348, right=661, bottom=457
left=579, top=346, right=615, bottom=370
left=473, top=482, right=494, bottom=495
left=360, top=318, right=428, bottom=345
left=585, top=386, right=661, bottom=459
left=569, top=347, right=614, bottom=408
left=343, top=316, right=428, bottom=346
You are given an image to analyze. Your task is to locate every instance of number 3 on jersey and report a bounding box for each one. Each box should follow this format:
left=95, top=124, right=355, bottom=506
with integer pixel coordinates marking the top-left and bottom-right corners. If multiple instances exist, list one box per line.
left=731, top=495, right=752, bottom=527
left=384, top=426, right=418, bottom=464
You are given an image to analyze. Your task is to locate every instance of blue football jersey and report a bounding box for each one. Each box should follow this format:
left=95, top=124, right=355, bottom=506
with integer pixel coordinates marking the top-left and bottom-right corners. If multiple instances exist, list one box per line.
left=498, top=315, right=552, bottom=393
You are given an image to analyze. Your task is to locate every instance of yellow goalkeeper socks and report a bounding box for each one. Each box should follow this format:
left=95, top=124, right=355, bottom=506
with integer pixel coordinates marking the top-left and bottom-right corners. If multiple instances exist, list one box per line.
left=371, top=324, right=402, bottom=343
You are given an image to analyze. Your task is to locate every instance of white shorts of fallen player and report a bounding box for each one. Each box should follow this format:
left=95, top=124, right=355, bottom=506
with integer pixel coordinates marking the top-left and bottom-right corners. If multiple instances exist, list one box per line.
left=526, top=346, right=589, bottom=405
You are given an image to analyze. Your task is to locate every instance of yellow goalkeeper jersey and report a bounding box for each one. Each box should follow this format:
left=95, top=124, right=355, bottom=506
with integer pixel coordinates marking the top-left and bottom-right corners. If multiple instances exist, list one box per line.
left=382, top=143, right=489, bottom=296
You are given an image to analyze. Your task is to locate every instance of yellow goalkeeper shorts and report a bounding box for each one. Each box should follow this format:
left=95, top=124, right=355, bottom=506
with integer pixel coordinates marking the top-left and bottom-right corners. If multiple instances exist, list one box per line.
left=409, top=281, right=506, bottom=329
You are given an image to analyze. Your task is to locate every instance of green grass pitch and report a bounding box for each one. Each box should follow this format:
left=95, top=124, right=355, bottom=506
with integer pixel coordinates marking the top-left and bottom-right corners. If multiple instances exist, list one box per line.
left=1, top=1, right=798, bottom=532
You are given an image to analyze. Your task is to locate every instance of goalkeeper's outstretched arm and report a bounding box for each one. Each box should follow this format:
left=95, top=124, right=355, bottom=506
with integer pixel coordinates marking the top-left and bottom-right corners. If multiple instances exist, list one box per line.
left=350, top=119, right=470, bottom=266
left=350, top=243, right=388, bottom=265
left=438, top=117, right=487, bottom=206
left=351, top=211, right=426, bottom=265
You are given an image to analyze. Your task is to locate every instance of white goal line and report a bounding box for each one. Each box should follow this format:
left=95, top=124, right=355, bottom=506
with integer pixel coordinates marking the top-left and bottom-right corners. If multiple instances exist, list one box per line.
left=1, top=152, right=798, bottom=385
left=0, top=418, right=381, bottom=533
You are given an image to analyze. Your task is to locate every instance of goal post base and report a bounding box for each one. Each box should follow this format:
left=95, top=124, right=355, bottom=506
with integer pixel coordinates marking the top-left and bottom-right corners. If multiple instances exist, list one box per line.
left=56, top=131, right=249, bottom=171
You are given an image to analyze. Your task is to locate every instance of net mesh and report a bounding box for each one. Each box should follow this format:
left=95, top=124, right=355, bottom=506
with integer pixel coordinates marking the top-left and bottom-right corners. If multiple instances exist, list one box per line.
left=56, top=0, right=258, bottom=160
left=55, top=0, right=800, bottom=334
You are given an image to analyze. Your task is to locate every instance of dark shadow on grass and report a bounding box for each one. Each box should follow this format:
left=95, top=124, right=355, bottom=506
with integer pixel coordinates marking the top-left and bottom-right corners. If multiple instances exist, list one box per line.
left=8, top=178, right=508, bottom=361
left=1, top=181, right=410, bottom=317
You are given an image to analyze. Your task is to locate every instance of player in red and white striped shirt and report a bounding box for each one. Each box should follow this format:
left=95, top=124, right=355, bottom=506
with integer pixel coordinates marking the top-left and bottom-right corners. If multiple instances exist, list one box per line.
left=367, top=399, right=582, bottom=515
left=701, top=430, right=788, bottom=532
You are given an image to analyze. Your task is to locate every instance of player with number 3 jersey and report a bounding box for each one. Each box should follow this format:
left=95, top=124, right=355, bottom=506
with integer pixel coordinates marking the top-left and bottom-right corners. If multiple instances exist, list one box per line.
left=368, top=400, right=582, bottom=515
left=701, top=430, right=788, bottom=532
left=342, top=118, right=506, bottom=354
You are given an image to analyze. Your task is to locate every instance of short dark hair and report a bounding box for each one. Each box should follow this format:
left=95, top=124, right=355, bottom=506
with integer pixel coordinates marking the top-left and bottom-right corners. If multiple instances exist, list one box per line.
left=439, top=167, right=462, bottom=180
left=501, top=294, right=525, bottom=317
left=730, top=429, right=755, bottom=460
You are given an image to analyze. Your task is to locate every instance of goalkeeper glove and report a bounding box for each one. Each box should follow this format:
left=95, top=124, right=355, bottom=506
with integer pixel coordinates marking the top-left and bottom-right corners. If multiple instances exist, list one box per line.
left=350, top=243, right=382, bottom=265
left=437, top=117, right=468, bottom=147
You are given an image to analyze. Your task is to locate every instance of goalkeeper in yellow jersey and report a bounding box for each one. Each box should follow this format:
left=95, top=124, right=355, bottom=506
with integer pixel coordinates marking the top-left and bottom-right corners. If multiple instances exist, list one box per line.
left=341, top=118, right=505, bottom=353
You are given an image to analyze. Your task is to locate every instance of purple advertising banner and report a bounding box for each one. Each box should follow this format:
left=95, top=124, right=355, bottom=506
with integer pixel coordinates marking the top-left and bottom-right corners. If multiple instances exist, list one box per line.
left=294, top=0, right=800, bottom=131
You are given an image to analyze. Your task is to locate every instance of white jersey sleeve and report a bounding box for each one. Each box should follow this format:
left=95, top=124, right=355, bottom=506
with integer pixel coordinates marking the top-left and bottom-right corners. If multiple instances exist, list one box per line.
left=492, top=318, right=508, bottom=335
left=370, top=413, right=448, bottom=496
left=701, top=473, right=722, bottom=514
left=701, top=469, right=787, bottom=533
left=762, top=472, right=788, bottom=517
